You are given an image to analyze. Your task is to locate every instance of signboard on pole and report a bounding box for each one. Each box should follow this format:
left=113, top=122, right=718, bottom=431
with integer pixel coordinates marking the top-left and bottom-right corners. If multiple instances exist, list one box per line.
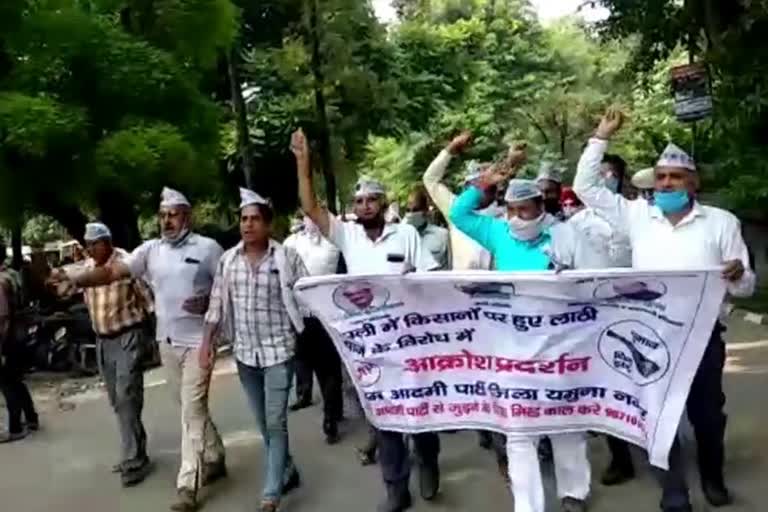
left=670, top=63, right=713, bottom=122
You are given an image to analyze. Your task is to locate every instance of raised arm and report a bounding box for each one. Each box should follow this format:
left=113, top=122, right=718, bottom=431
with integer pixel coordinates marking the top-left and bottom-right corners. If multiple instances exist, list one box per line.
left=573, top=109, right=633, bottom=230
left=449, top=186, right=506, bottom=253
left=292, top=129, right=331, bottom=237
left=423, top=132, right=471, bottom=216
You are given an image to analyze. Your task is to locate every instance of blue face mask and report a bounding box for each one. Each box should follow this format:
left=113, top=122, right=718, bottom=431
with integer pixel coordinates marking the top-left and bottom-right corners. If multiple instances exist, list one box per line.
left=604, top=176, right=619, bottom=193
left=654, top=190, right=690, bottom=214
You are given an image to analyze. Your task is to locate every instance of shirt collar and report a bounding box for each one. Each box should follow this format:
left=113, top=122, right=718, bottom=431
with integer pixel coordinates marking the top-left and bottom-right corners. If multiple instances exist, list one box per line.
left=235, top=239, right=277, bottom=255
left=161, top=231, right=195, bottom=247
left=649, top=201, right=706, bottom=226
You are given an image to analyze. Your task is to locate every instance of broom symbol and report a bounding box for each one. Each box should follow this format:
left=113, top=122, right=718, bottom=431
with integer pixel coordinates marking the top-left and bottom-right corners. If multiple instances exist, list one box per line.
left=606, top=330, right=661, bottom=378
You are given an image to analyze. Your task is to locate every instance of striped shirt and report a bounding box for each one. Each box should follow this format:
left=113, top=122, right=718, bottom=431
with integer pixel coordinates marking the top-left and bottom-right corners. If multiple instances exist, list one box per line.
left=207, top=242, right=307, bottom=368
left=83, top=249, right=154, bottom=336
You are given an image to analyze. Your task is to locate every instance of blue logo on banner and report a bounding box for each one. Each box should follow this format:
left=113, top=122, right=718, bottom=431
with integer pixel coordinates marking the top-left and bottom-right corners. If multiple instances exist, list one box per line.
left=598, top=320, right=670, bottom=386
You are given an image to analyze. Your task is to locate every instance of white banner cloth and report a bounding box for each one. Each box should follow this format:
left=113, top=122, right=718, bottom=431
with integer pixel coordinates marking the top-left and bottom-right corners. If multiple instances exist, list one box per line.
left=295, top=269, right=726, bottom=469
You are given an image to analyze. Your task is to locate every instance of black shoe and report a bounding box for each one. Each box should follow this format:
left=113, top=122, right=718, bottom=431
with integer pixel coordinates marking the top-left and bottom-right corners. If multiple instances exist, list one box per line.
left=289, top=398, right=313, bottom=412
left=561, top=497, right=587, bottom=512
left=323, top=420, right=340, bottom=445
left=478, top=431, right=493, bottom=450
left=702, top=481, right=733, bottom=507
left=112, top=463, right=123, bottom=474
left=282, top=468, right=301, bottom=495
left=0, top=430, right=28, bottom=444
left=418, top=462, right=440, bottom=501
left=202, top=459, right=227, bottom=486
left=25, top=420, right=40, bottom=432
left=121, top=460, right=153, bottom=487
left=662, top=506, right=692, bottom=512
left=601, top=462, right=635, bottom=486
left=377, top=485, right=412, bottom=512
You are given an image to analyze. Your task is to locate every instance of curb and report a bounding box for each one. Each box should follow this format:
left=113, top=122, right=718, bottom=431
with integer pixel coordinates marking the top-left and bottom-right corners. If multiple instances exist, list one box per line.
left=727, top=303, right=768, bottom=326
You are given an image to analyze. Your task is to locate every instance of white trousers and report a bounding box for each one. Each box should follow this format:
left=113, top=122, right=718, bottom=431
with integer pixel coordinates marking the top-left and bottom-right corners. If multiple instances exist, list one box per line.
left=506, top=434, right=591, bottom=512
left=160, top=343, right=225, bottom=490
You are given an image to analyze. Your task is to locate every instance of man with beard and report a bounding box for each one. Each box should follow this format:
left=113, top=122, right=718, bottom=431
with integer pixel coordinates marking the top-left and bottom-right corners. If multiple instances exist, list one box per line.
left=292, top=128, right=439, bottom=512
left=536, top=162, right=565, bottom=220
left=53, top=188, right=226, bottom=512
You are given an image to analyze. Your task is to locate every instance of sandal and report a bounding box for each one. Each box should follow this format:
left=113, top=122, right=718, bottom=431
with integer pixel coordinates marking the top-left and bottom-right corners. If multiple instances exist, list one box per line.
left=259, top=499, right=279, bottom=512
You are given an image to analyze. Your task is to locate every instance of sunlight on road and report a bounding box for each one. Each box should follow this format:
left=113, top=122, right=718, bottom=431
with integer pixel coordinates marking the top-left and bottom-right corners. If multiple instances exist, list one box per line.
left=726, top=339, right=768, bottom=374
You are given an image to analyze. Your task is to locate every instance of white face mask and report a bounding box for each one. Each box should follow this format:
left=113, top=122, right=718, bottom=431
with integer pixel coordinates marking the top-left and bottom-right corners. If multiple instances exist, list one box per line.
left=507, top=213, right=546, bottom=241
left=563, top=205, right=580, bottom=219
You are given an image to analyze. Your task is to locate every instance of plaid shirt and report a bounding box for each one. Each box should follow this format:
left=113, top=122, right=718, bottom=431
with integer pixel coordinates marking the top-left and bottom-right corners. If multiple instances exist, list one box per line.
left=83, top=249, right=154, bottom=336
left=207, top=241, right=308, bottom=368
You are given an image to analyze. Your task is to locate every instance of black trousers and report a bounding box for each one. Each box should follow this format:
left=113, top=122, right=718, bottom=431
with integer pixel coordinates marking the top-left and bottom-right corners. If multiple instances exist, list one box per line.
left=379, top=430, right=440, bottom=487
left=0, top=346, right=38, bottom=434
left=658, top=325, right=727, bottom=509
left=295, top=318, right=343, bottom=425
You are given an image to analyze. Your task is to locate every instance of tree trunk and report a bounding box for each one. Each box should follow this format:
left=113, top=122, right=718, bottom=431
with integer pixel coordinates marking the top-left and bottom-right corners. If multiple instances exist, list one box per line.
left=308, top=0, right=337, bottom=215
left=10, top=220, right=22, bottom=269
left=97, top=191, right=141, bottom=250
left=41, top=203, right=89, bottom=245
left=227, top=47, right=255, bottom=189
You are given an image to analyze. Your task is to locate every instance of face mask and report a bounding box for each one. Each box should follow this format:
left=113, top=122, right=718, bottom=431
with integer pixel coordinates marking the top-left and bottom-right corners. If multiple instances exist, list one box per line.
left=604, top=176, right=620, bottom=193
left=162, top=228, right=190, bottom=246
left=508, top=213, right=546, bottom=241
left=543, top=198, right=561, bottom=216
left=654, top=190, right=691, bottom=214
left=404, top=212, right=427, bottom=230
left=563, top=206, right=580, bottom=219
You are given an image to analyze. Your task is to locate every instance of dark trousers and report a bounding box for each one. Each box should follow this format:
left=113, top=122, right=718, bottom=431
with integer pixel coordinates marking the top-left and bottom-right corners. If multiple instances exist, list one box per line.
left=0, top=346, right=37, bottom=434
left=658, top=325, right=727, bottom=509
left=379, top=430, right=440, bottom=487
left=97, top=328, right=148, bottom=469
left=295, top=318, right=343, bottom=425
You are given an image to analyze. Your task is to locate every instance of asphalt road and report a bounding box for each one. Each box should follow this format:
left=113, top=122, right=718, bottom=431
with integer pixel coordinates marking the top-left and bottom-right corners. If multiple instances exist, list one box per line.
left=1, top=317, right=766, bottom=512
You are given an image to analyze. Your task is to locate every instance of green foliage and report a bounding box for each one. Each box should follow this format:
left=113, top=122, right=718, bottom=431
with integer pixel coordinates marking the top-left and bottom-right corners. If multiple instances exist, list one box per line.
left=0, top=0, right=234, bottom=244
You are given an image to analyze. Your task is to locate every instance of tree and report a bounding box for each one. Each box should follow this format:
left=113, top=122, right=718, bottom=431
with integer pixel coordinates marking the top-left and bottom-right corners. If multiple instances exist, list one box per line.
left=0, top=1, right=236, bottom=248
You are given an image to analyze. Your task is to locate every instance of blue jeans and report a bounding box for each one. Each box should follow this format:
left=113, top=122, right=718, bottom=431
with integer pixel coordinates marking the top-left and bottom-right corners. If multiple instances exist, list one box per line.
left=237, top=359, right=296, bottom=502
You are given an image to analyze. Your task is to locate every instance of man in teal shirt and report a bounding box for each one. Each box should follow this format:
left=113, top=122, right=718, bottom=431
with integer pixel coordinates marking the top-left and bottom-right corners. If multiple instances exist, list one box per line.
left=449, top=172, right=595, bottom=512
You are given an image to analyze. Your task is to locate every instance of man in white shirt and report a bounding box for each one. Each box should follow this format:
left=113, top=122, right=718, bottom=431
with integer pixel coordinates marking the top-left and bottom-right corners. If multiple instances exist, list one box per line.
left=422, top=132, right=504, bottom=271
left=574, top=109, right=755, bottom=512
left=61, top=188, right=227, bottom=512
left=292, top=128, right=439, bottom=512
left=404, top=187, right=451, bottom=270
left=283, top=216, right=345, bottom=444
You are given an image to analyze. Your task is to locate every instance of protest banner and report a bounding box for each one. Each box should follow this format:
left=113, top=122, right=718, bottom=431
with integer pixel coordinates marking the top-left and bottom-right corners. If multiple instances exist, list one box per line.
left=670, top=63, right=713, bottom=122
left=295, top=269, right=726, bottom=469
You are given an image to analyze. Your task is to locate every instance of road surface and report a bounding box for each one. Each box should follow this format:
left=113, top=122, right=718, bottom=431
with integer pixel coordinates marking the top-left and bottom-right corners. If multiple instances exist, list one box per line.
left=1, top=317, right=766, bottom=512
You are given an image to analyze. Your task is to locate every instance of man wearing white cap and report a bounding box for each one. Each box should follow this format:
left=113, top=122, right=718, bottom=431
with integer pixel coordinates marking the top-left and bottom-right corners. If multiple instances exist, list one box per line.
left=422, top=132, right=507, bottom=272
left=283, top=214, right=345, bottom=444
left=71, top=222, right=154, bottom=485
left=200, top=188, right=307, bottom=512
left=631, top=167, right=655, bottom=201
left=59, top=188, right=227, bottom=511
left=536, top=162, right=565, bottom=219
left=574, top=109, right=755, bottom=512
left=292, top=128, right=440, bottom=512
left=449, top=164, right=597, bottom=512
